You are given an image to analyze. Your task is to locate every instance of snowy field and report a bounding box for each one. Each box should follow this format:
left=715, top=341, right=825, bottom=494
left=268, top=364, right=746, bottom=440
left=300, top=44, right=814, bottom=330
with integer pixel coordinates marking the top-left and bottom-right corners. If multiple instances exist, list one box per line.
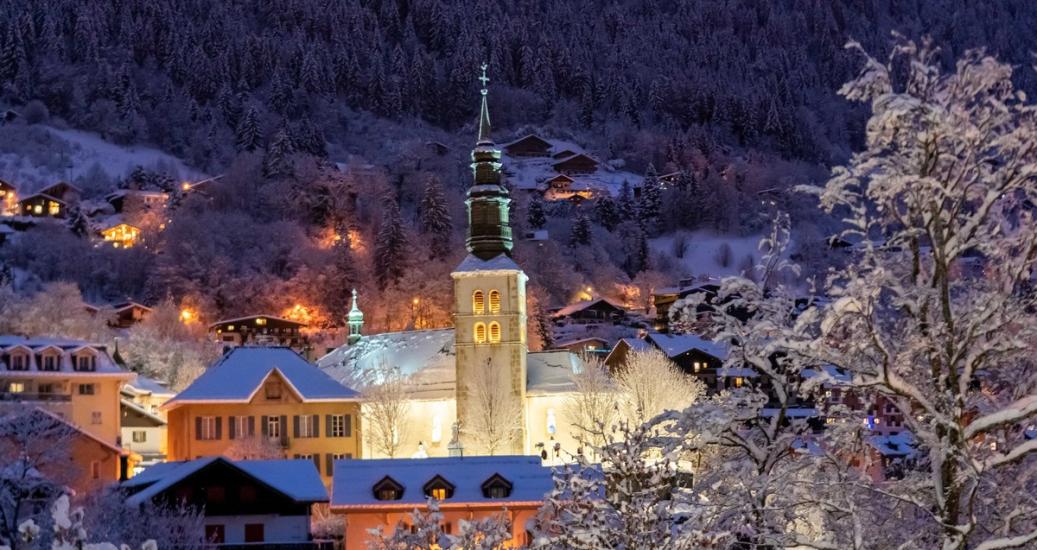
left=0, top=124, right=204, bottom=191
left=650, top=231, right=768, bottom=278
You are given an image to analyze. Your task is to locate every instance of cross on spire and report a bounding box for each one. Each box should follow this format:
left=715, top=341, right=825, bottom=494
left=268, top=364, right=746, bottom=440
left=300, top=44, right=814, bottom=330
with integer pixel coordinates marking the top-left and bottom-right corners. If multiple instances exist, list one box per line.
left=479, top=63, right=490, bottom=95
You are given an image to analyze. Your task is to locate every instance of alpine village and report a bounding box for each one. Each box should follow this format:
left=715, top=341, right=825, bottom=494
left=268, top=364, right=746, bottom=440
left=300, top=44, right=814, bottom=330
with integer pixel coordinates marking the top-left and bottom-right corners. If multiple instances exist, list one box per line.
left=1, top=2, right=1037, bottom=549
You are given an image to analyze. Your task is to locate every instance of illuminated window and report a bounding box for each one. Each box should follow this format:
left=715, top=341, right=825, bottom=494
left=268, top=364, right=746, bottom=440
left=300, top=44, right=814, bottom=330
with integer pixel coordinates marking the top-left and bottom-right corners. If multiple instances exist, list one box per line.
left=474, top=323, right=487, bottom=344
left=489, top=322, right=501, bottom=343
left=423, top=476, right=455, bottom=500
left=48, top=201, right=60, bottom=215
left=8, top=382, right=25, bottom=393
left=33, top=204, right=42, bottom=214
left=255, top=318, right=267, bottom=326
left=473, top=291, right=485, bottom=314
left=733, top=377, right=744, bottom=388
left=488, top=290, right=501, bottom=313
left=693, top=361, right=702, bottom=373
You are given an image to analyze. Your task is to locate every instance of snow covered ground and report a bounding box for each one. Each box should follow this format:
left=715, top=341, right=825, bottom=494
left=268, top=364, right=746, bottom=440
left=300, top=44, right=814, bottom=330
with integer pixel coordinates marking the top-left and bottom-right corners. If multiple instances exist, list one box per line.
left=0, top=124, right=204, bottom=191
left=650, top=231, right=767, bottom=278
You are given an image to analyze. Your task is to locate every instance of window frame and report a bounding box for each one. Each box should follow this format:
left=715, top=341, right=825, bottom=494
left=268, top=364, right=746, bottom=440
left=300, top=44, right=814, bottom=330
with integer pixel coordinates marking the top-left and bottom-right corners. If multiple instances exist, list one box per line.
left=199, top=416, right=218, bottom=440
left=488, top=321, right=501, bottom=343
left=330, top=414, right=347, bottom=437
left=488, top=290, right=501, bottom=313
left=474, top=322, right=487, bottom=344
left=472, top=290, right=485, bottom=314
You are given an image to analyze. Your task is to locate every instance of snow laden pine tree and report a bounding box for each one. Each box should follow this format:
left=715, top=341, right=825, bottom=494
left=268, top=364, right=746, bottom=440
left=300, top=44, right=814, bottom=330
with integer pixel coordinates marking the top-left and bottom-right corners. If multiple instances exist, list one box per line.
left=593, top=194, right=620, bottom=232
left=374, top=193, right=408, bottom=290
left=797, top=40, right=1037, bottom=550
left=568, top=211, right=592, bottom=247
left=526, top=195, right=547, bottom=230
left=262, top=125, right=295, bottom=178
left=235, top=105, right=262, bottom=153
left=419, top=175, right=452, bottom=259
left=638, top=164, right=662, bottom=236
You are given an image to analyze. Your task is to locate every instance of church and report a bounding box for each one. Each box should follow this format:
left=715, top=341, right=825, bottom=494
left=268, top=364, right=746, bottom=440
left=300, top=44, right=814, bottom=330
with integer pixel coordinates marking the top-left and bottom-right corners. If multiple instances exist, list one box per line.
left=318, top=68, right=585, bottom=461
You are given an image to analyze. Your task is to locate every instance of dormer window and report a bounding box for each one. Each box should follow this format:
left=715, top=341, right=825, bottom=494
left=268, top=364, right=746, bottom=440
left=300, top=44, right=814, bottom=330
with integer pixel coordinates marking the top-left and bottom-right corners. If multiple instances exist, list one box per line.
left=73, top=353, right=96, bottom=372
left=373, top=476, right=404, bottom=501
left=481, top=474, right=513, bottom=499
left=473, top=291, right=485, bottom=314
left=9, top=352, right=28, bottom=371
left=488, top=290, right=501, bottom=313
left=423, top=475, right=455, bottom=500
left=41, top=353, right=60, bottom=371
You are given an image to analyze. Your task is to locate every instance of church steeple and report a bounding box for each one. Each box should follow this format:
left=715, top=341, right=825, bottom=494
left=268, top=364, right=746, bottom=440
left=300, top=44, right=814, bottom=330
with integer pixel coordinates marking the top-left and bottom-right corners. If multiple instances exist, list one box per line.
left=347, top=288, right=364, bottom=345
left=466, top=63, right=513, bottom=260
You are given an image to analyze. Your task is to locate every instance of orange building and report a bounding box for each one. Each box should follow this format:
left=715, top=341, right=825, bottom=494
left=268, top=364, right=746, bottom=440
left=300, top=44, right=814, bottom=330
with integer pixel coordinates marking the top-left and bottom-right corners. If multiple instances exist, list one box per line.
left=164, top=347, right=362, bottom=485
left=330, top=456, right=553, bottom=548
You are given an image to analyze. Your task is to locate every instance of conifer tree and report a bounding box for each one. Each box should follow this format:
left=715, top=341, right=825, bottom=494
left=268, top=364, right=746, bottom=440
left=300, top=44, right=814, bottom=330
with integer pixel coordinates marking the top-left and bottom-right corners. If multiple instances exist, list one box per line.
left=593, top=194, right=620, bottom=232
left=638, top=164, right=662, bottom=236
left=65, top=206, right=89, bottom=238
left=374, top=194, right=407, bottom=289
left=569, top=211, right=592, bottom=247
left=419, top=175, right=452, bottom=259
left=262, top=126, right=294, bottom=178
left=235, top=106, right=261, bottom=153
left=527, top=195, right=547, bottom=229
left=617, top=181, right=636, bottom=221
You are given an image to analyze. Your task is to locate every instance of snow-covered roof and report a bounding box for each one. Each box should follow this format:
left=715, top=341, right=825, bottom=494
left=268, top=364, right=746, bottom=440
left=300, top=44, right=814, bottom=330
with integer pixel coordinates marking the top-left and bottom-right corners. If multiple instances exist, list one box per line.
left=124, top=457, right=328, bottom=506
left=452, top=253, right=523, bottom=274
left=646, top=332, right=728, bottom=360
left=716, top=367, right=758, bottom=378
left=868, top=431, right=916, bottom=457
left=553, top=337, right=609, bottom=348
left=319, top=329, right=456, bottom=398
left=330, top=456, right=553, bottom=508
left=527, top=350, right=583, bottom=393
left=0, top=224, right=14, bottom=234
left=166, top=347, right=359, bottom=408
left=551, top=298, right=626, bottom=318
left=0, top=336, right=128, bottom=375
left=208, top=314, right=306, bottom=329
left=17, top=192, right=65, bottom=204
left=120, top=399, right=166, bottom=426
left=125, top=373, right=175, bottom=396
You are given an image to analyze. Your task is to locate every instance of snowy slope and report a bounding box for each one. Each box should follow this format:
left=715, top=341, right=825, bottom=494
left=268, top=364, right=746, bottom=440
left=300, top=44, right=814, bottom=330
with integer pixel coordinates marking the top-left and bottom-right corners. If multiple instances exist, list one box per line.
left=0, top=124, right=204, bottom=190
left=650, top=231, right=766, bottom=278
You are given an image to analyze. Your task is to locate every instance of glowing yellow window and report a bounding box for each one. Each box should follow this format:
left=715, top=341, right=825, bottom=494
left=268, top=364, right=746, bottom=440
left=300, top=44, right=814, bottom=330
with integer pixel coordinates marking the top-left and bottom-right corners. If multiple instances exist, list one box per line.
left=255, top=318, right=267, bottom=326
left=489, top=322, right=501, bottom=343
left=733, top=377, right=744, bottom=388
left=48, top=201, right=60, bottom=215
left=488, top=290, right=501, bottom=313
left=472, top=291, right=485, bottom=314
left=430, top=488, right=448, bottom=500
left=33, top=205, right=42, bottom=214
left=474, top=323, right=487, bottom=343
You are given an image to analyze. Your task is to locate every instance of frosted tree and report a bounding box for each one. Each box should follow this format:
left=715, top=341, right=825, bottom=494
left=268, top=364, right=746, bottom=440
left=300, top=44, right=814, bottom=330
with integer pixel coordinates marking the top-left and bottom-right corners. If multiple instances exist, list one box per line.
left=0, top=406, right=76, bottom=547
left=419, top=175, right=452, bottom=259
left=362, top=362, right=411, bottom=458
left=121, top=298, right=217, bottom=391
left=462, top=359, right=523, bottom=455
left=637, top=164, right=662, bottom=236
left=235, top=106, right=261, bottom=152
left=262, top=126, right=295, bottom=178
left=0, top=282, right=110, bottom=342
left=616, top=181, right=637, bottom=221
left=373, top=194, right=408, bottom=290
left=568, top=211, right=591, bottom=247
left=613, top=348, right=704, bottom=426
left=80, top=489, right=205, bottom=549
left=526, top=195, right=546, bottom=230
left=790, top=40, right=1037, bottom=550
left=366, top=498, right=512, bottom=550
left=593, top=194, right=620, bottom=232
left=564, top=356, right=619, bottom=454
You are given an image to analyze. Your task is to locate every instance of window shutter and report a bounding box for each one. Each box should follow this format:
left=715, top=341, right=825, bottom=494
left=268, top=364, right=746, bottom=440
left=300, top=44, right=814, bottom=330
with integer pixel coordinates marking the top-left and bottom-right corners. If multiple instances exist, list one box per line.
left=326, top=454, right=334, bottom=476
left=312, top=453, right=321, bottom=472
left=312, top=415, right=319, bottom=437
left=279, top=415, right=288, bottom=444
left=215, top=417, right=222, bottom=440
left=228, top=416, right=236, bottom=440
left=345, top=414, right=352, bottom=437
left=195, top=417, right=202, bottom=440
left=293, top=415, right=300, bottom=438
left=326, top=415, right=333, bottom=437
left=261, top=416, right=269, bottom=436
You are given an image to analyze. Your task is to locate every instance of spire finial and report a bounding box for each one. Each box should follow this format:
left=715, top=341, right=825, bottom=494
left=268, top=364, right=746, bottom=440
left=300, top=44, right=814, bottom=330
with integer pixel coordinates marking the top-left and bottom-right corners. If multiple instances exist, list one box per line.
left=347, top=288, right=364, bottom=345
left=477, top=62, right=492, bottom=144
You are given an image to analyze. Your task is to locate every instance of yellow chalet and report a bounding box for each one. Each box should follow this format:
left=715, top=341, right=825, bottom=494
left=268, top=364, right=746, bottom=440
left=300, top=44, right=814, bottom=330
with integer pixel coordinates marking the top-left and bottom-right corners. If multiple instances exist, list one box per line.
left=164, top=347, right=362, bottom=485
left=0, top=336, right=136, bottom=481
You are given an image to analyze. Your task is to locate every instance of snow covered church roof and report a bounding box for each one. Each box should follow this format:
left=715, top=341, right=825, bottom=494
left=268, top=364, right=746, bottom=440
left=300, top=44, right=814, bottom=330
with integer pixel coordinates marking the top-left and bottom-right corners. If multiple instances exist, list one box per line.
left=453, top=253, right=523, bottom=274
left=330, top=455, right=553, bottom=509
left=319, top=329, right=457, bottom=399
left=124, top=457, right=327, bottom=506
left=527, top=350, right=583, bottom=393
left=166, top=346, right=359, bottom=408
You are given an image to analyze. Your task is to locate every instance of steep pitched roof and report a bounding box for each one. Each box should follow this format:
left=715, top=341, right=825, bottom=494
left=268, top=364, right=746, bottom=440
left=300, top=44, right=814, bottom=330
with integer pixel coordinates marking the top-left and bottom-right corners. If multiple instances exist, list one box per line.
left=645, top=332, right=729, bottom=361
left=0, top=336, right=128, bottom=375
left=165, top=347, right=359, bottom=408
left=551, top=297, right=626, bottom=318
left=330, top=456, right=553, bottom=508
left=318, top=329, right=456, bottom=398
left=453, top=253, right=522, bottom=273
left=124, top=457, right=328, bottom=506
left=208, top=314, right=306, bottom=329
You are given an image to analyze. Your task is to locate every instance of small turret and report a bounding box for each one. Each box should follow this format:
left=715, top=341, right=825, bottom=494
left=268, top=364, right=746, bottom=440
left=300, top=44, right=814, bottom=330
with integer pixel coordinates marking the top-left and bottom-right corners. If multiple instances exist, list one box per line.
left=347, top=289, right=364, bottom=345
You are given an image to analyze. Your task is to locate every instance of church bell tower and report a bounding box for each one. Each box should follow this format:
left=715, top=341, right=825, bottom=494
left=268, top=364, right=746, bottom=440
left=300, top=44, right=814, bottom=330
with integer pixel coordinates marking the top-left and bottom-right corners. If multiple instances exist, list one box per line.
left=451, top=64, right=528, bottom=455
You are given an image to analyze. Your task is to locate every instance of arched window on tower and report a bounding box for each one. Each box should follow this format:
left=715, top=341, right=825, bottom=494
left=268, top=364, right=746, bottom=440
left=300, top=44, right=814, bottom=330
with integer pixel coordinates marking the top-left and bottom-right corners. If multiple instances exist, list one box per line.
left=473, top=291, right=485, bottom=314
left=489, top=322, right=501, bottom=343
left=488, top=290, right=501, bottom=313
left=474, top=323, right=487, bottom=344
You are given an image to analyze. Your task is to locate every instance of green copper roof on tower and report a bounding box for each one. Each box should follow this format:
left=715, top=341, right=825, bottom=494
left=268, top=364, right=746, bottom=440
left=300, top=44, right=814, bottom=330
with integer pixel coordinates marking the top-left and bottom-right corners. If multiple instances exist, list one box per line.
left=465, top=63, right=513, bottom=260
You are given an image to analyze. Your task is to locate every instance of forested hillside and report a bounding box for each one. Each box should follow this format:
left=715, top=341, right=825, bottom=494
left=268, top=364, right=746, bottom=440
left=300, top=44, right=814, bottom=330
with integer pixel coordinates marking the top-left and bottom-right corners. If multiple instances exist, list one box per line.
left=2, top=0, right=1037, bottom=335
